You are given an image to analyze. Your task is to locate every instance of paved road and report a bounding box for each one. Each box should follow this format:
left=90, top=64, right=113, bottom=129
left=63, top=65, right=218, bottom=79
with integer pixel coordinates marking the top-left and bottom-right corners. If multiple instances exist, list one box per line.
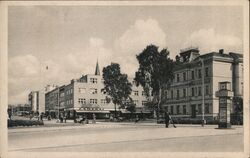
left=8, top=122, right=243, bottom=152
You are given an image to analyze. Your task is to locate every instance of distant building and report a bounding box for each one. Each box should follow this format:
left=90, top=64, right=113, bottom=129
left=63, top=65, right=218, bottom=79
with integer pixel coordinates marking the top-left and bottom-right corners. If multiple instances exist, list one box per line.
left=163, top=47, right=243, bottom=120
left=45, top=61, right=148, bottom=118
left=28, top=85, right=57, bottom=114
left=8, top=104, right=31, bottom=116
left=28, top=91, right=40, bottom=112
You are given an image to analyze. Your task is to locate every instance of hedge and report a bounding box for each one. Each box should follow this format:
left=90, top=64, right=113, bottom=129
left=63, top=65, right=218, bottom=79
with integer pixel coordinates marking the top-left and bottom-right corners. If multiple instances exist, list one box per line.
left=8, top=119, right=44, bottom=127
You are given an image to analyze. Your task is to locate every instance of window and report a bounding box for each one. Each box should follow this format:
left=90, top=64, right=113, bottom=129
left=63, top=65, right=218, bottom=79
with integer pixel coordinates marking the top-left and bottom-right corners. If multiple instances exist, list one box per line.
left=101, top=99, right=107, bottom=104
left=177, top=105, right=180, bottom=114
left=90, top=99, right=97, bottom=104
left=101, top=89, right=106, bottom=94
left=183, top=105, right=186, bottom=114
left=132, top=81, right=136, bottom=85
left=60, top=102, right=65, bottom=106
left=198, top=87, right=202, bottom=96
left=183, top=72, right=186, bottom=81
left=177, top=74, right=180, bottom=82
left=198, top=69, right=202, bottom=78
left=205, top=104, right=210, bottom=114
left=90, top=78, right=97, bottom=84
left=192, top=87, right=195, bottom=96
left=164, top=90, right=168, bottom=96
left=67, top=99, right=73, bottom=105
left=205, top=85, right=209, bottom=95
left=133, top=91, right=139, bottom=96
left=183, top=89, right=186, bottom=98
left=78, top=98, right=86, bottom=105
left=170, top=106, right=174, bottom=114
left=79, top=88, right=86, bottom=94
left=205, top=67, right=209, bottom=77
left=60, top=92, right=64, bottom=97
left=142, top=101, right=147, bottom=106
left=191, top=71, right=195, bottom=80
left=198, top=104, right=202, bottom=114
left=171, top=90, right=173, bottom=99
left=165, top=106, right=169, bottom=112
left=133, top=100, right=139, bottom=106
left=177, top=90, right=180, bottom=99
left=195, top=87, right=197, bottom=96
left=66, top=89, right=73, bottom=95
left=90, top=88, right=98, bottom=94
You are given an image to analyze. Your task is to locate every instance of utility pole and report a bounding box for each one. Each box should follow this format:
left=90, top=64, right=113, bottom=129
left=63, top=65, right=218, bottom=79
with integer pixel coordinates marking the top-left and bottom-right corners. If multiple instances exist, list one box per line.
left=200, top=58, right=205, bottom=127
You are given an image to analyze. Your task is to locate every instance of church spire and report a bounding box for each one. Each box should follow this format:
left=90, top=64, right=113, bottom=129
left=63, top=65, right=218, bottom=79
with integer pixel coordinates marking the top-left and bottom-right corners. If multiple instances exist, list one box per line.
left=95, top=59, right=100, bottom=75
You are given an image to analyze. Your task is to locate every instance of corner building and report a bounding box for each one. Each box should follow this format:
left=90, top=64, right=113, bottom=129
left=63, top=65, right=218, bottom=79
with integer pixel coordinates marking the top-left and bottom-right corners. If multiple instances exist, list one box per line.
left=45, top=62, right=148, bottom=118
left=163, top=48, right=243, bottom=120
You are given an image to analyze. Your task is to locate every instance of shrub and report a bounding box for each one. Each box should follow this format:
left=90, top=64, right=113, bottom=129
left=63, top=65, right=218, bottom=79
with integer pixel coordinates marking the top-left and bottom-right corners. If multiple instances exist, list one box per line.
left=8, top=119, right=44, bottom=127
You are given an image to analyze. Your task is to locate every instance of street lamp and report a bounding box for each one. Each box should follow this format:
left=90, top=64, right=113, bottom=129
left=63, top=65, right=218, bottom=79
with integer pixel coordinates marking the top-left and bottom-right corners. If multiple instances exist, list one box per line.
left=199, top=58, right=205, bottom=127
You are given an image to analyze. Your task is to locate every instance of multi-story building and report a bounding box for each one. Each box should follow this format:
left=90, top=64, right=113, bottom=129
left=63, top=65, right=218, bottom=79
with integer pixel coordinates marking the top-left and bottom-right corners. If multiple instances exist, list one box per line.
left=163, top=47, right=243, bottom=120
left=28, top=91, right=40, bottom=113
left=29, top=85, right=57, bottom=114
left=45, top=62, right=148, bottom=118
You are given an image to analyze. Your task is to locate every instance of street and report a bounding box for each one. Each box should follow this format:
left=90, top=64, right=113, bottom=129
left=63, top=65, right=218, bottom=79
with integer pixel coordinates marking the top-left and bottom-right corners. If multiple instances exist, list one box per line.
left=8, top=122, right=243, bottom=152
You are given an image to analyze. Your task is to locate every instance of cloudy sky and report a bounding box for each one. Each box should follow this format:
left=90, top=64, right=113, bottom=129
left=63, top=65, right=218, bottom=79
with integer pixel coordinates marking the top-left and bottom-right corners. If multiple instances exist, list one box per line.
left=8, top=5, right=243, bottom=104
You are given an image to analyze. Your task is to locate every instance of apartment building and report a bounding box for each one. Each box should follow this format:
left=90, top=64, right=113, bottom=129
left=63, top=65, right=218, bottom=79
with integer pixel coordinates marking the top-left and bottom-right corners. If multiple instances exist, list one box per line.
left=163, top=47, right=243, bottom=120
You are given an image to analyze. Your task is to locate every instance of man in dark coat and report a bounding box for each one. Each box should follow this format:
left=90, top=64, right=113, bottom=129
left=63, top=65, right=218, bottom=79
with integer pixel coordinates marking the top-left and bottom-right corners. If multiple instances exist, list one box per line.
left=165, top=112, right=170, bottom=128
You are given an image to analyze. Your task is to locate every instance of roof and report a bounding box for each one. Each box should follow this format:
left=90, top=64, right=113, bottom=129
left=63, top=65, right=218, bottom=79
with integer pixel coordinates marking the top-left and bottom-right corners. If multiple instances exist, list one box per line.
left=174, top=51, right=243, bottom=71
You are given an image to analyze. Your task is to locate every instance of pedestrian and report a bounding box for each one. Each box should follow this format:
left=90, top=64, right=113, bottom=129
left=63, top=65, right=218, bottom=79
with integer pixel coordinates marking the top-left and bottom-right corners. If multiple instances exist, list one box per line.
left=165, top=112, right=170, bottom=128
left=64, top=113, right=67, bottom=123
left=169, top=113, right=176, bottom=128
left=40, top=113, right=43, bottom=122
left=135, top=114, right=140, bottom=123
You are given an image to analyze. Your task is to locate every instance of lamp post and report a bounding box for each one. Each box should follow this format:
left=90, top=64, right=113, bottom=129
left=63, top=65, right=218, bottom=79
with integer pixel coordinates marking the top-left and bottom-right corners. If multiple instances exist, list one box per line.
left=57, top=88, right=60, bottom=121
left=200, top=58, right=205, bottom=127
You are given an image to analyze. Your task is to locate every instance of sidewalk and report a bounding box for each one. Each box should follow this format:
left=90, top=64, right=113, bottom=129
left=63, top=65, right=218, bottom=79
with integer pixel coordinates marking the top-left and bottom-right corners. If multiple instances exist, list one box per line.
left=8, top=119, right=243, bottom=134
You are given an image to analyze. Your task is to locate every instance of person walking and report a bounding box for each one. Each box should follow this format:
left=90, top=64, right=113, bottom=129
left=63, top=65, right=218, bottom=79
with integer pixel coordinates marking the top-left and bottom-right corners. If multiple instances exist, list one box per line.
left=40, top=113, right=43, bottom=122
left=169, top=113, right=176, bottom=128
left=165, top=112, right=170, bottom=128
left=135, top=114, right=140, bottom=123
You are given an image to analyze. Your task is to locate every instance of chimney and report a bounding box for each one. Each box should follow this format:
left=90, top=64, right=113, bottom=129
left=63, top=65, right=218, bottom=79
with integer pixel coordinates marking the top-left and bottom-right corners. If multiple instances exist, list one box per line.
left=219, top=49, right=224, bottom=54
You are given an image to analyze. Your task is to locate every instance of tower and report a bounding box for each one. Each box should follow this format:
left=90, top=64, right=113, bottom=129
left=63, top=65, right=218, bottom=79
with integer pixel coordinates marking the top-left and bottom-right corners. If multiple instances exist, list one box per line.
left=95, top=60, right=100, bottom=75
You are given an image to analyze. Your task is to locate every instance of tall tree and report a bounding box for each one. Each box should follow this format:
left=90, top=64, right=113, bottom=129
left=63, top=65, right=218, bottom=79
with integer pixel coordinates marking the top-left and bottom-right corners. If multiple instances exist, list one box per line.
left=134, top=44, right=174, bottom=121
left=102, top=63, right=132, bottom=119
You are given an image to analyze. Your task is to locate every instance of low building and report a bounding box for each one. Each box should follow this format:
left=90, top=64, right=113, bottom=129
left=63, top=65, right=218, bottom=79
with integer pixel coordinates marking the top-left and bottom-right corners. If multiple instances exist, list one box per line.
left=8, top=104, right=31, bottom=116
left=163, top=47, right=243, bottom=120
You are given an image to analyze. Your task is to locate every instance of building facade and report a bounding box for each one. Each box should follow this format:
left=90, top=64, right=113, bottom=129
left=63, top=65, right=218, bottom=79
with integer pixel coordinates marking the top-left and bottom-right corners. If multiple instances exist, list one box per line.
left=163, top=48, right=243, bottom=120
left=29, top=85, right=57, bottom=114
left=45, top=62, right=148, bottom=118
left=8, top=104, right=31, bottom=116
left=28, top=91, right=40, bottom=112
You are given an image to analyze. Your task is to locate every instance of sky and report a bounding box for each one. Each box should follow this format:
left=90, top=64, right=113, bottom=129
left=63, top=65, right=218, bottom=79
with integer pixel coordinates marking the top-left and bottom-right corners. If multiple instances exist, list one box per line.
left=8, top=5, right=243, bottom=104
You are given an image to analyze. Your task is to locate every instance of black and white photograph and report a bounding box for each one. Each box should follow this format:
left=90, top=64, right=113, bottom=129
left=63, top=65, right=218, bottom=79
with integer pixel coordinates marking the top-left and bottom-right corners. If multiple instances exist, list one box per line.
left=0, top=1, right=249, bottom=158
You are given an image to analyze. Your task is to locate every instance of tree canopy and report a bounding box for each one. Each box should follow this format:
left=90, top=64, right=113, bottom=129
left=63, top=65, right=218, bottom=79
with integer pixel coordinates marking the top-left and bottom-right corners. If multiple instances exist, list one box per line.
left=134, top=44, right=174, bottom=118
left=102, top=63, right=132, bottom=115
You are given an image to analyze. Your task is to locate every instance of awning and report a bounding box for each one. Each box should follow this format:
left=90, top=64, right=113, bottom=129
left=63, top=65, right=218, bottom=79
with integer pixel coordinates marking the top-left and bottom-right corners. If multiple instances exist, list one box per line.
left=76, top=110, right=110, bottom=113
